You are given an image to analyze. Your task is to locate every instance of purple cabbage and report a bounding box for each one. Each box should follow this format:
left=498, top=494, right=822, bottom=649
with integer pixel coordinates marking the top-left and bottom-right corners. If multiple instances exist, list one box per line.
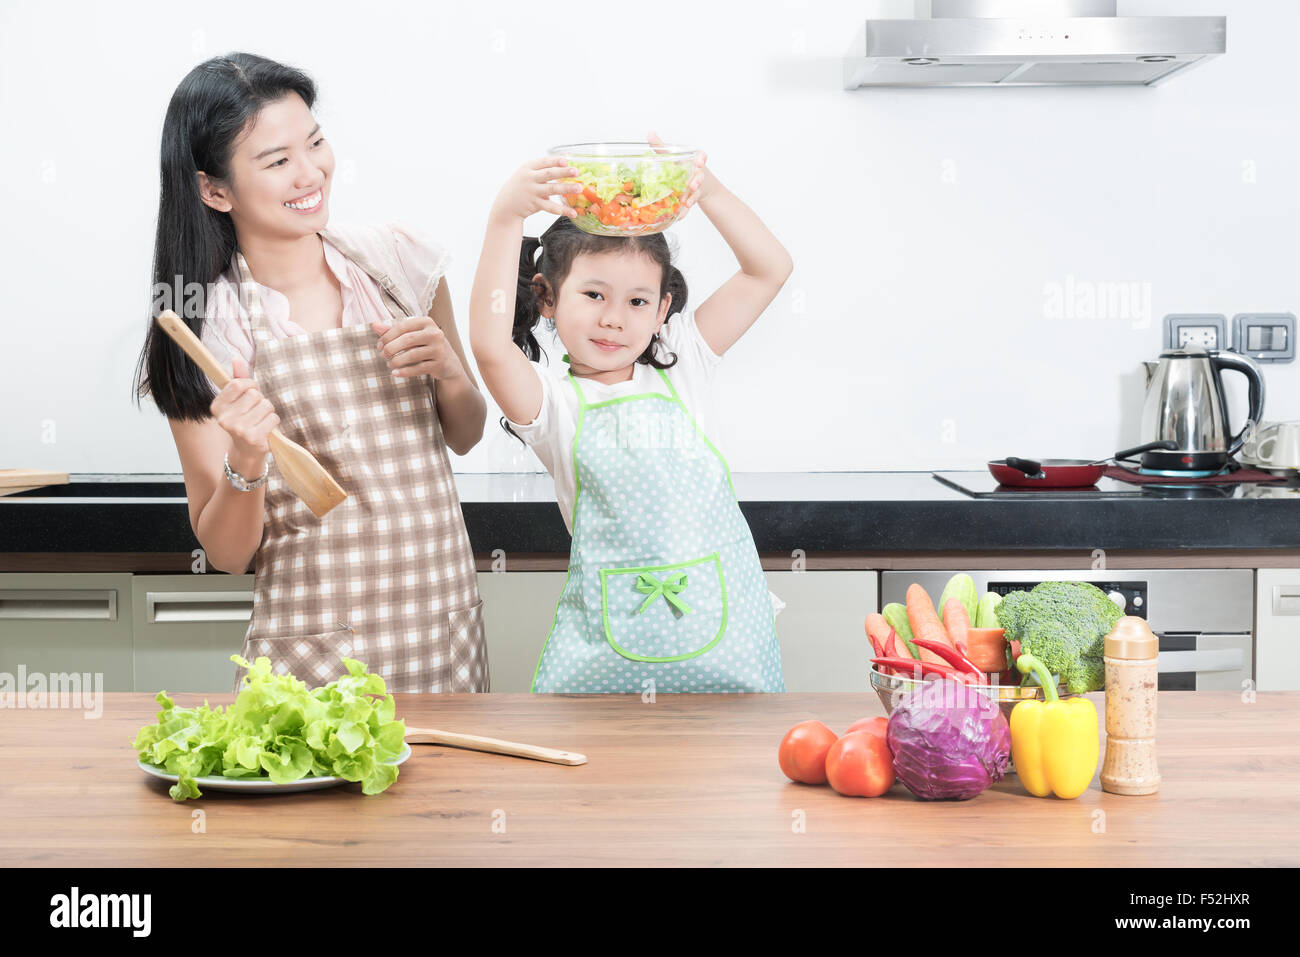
left=886, top=678, right=1011, bottom=801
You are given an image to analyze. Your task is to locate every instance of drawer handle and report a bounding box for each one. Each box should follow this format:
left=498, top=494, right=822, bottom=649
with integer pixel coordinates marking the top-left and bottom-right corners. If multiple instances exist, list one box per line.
left=1156, top=648, right=1243, bottom=674
left=1273, top=586, right=1300, bottom=616
left=0, top=589, right=117, bottom=621
left=146, top=591, right=253, bottom=624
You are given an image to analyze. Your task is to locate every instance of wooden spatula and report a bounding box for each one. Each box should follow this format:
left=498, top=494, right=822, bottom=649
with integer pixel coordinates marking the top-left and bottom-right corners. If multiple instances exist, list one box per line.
left=404, top=726, right=587, bottom=766
left=155, top=310, right=348, bottom=518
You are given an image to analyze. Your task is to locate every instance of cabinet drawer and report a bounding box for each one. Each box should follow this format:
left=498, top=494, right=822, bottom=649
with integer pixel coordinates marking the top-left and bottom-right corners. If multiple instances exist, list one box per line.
left=132, top=575, right=254, bottom=693
left=0, top=573, right=134, bottom=691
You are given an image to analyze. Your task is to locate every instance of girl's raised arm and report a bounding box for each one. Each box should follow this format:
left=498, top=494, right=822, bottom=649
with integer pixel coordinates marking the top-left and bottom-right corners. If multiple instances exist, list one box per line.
left=667, top=142, right=794, bottom=357
left=469, top=158, right=579, bottom=427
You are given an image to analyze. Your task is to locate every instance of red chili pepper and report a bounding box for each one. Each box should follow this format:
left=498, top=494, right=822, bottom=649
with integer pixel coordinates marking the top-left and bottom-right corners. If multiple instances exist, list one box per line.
left=885, top=627, right=920, bottom=661
left=909, top=636, right=984, bottom=678
left=871, top=657, right=977, bottom=683
left=868, top=631, right=886, bottom=659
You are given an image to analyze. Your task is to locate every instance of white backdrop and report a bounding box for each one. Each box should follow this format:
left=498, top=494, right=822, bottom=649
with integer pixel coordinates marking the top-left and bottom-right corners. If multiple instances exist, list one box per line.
left=2, top=0, right=1294, bottom=475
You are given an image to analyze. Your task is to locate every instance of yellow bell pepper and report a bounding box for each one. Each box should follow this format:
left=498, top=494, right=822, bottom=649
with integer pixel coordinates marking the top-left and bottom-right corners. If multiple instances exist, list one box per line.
left=1010, top=653, right=1099, bottom=799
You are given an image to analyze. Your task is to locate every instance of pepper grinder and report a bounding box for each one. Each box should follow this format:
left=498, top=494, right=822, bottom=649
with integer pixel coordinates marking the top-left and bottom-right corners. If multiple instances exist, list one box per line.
left=1100, top=616, right=1161, bottom=795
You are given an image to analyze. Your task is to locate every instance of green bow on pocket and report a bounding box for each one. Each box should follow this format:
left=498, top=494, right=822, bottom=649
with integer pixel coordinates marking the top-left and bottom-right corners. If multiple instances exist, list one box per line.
left=635, top=571, right=692, bottom=616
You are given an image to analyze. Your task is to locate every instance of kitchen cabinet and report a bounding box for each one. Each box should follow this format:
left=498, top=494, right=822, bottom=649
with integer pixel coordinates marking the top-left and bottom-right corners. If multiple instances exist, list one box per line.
left=766, top=570, right=877, bottom=692
left=128, top=571, right=568, bottom=694
left=131, top=574, right=254, bottom=693
left=130, top=570, right=569, bottom=694
left=477, top=570, right=879, bottom=692
left=0, top=570, right=881, bottom=694
left=0, top=573, right=134, bottom=691
left=477, top=570, right=567, bottom=692
left=1256, top=568, right=1300, bottom=691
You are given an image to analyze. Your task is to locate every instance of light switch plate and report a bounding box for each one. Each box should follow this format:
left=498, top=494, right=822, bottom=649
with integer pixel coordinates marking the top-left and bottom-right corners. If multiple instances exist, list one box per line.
left=1164, top=314, right=1227, bottom=351
left=1232, top=313, right=1295, bottom=363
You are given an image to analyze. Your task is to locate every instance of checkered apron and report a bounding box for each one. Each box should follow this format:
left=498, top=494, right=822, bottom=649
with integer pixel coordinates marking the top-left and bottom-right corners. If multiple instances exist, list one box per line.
left=230, top=250, right=488, bottom=693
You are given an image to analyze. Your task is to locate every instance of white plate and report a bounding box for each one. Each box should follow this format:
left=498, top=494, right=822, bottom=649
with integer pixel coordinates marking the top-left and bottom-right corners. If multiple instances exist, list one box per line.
left=138, top=742, right=411, bottom=795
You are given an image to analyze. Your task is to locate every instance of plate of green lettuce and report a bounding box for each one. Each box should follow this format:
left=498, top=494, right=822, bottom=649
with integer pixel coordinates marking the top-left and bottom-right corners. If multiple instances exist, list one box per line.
left=133, top=655, right=409, bottom=800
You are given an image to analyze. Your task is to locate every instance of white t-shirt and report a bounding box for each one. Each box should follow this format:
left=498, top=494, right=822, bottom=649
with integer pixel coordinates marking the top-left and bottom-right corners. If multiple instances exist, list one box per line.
left=504, top=309, right=723, bottom=534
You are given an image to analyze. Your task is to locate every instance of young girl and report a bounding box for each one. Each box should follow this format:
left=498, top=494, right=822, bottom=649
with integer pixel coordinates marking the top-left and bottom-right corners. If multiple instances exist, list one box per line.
left=469, top=142, right=793, bottom=693
left=134, top=53, right=489, bottom=693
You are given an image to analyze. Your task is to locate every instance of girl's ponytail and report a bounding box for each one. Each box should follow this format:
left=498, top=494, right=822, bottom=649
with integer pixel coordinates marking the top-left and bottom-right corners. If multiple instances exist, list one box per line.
left=663, top=264, right=688, bottom=318
left=513, top=235, right=545, bottom=362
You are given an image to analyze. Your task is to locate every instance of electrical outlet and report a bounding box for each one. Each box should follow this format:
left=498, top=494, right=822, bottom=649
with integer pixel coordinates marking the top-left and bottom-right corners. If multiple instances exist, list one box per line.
left=1164, top=314, right=1227, bottom=351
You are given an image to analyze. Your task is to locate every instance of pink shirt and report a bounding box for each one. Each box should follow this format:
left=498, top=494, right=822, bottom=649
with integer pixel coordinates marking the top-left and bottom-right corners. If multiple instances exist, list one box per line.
left=200, top=222, right=449, bottom=383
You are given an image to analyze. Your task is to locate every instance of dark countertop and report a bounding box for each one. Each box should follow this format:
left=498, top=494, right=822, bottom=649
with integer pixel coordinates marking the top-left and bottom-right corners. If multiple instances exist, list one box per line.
left=2, top=471, right=1298, bottom=554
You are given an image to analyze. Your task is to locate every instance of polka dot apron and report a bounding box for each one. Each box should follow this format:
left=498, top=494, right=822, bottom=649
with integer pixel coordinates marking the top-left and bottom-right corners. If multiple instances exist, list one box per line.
left=230, top=250, right=488, bottom=694
left=531, top=364, right=784, bottom=693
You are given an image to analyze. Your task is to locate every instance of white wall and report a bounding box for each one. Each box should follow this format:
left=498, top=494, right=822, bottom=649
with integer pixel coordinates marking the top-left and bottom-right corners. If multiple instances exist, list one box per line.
left=2, top=0, right=1294, bottom=475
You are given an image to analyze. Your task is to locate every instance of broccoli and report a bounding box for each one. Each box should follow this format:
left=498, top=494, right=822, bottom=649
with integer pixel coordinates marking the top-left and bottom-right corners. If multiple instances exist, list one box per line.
left=994, top=582, right=1124, bottom=693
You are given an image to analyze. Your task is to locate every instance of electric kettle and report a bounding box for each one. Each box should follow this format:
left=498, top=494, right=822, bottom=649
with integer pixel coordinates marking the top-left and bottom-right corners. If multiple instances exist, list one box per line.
left=1139, top=346, right=1266, bottom=472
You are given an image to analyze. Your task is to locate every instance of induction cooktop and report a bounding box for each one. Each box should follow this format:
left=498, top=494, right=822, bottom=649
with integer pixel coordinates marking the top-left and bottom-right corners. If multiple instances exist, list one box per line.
left=930, top=471, right=1276, bottom=501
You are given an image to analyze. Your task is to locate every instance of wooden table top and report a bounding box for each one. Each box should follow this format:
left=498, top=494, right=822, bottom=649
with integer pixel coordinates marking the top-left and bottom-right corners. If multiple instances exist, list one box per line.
left=2, top=691, right=1296, bottom=867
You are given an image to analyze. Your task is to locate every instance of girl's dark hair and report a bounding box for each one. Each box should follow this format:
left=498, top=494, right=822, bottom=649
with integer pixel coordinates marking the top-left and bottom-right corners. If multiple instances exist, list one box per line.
left=133, top=53, right=317, bottom=420
left=504, top=215, right=689, bottom=439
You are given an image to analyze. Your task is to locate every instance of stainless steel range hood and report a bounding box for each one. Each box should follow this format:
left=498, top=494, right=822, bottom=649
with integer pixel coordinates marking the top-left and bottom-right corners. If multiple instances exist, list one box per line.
left=844, top=0, right=1225, bottom=88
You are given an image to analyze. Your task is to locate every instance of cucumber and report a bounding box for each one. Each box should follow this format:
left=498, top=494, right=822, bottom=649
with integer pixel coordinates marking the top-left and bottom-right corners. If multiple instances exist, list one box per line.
left=938, top=574, right=979, bottom=626
left=975, top=591, right=1003, bottom=629
left=881, top=603, right=919, bottom=658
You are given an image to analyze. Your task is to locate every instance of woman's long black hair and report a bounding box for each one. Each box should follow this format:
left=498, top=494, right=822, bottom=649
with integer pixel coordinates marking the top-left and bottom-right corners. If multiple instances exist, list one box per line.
left=504, top=215, right=689, bottom=439
left=133, top=53, right=317, bottom=420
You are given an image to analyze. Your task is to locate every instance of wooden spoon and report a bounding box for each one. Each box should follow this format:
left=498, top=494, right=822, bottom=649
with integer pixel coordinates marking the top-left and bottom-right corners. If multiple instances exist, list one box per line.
left=155, top=310, right=348, bottom=518
left=404, top=726, right=587, bottom=766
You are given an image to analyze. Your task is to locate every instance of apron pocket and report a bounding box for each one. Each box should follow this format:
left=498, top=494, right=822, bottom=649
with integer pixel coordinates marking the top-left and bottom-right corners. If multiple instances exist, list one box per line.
left=600, top=553, right=727, bottom=663
left=234, top=627, right=356, bottom=692
left=447, top=599, right=489, bottom=693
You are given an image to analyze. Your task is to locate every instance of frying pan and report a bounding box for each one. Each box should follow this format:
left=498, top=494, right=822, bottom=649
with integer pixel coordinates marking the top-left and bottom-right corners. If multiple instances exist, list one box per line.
left=989, top=441, right=1177, bottom=488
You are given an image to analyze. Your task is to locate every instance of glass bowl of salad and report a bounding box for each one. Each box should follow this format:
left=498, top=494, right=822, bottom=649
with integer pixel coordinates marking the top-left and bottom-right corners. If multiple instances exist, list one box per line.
left=550, top=142, right=698, bottom=237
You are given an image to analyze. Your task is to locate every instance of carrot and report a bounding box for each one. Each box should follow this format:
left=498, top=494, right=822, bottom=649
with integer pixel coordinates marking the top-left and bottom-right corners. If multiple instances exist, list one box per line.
left=864, top=612, right=885, bottom=657
left=964, top=627, right=1008, bottom=674
left=865, top=613, right=909, bottom=659
left=943, top=598, right=971, bottom=656
left=906, top=584, right=953, bottom=653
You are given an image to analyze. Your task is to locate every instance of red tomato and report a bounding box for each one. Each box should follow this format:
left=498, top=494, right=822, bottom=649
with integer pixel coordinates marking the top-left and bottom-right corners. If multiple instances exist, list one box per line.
left=778, top=720, right=838, bottom=785
left=825, top=731, right=895, bottom=797
left=844, top=716, right=889, bottom=742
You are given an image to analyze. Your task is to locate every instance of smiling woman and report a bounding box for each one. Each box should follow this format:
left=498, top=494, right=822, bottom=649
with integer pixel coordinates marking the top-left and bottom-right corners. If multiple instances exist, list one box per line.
left=133, top=53, right=490, bottom=694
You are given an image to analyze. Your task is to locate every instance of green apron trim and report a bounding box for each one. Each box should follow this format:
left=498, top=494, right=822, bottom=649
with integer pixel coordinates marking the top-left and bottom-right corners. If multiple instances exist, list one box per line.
left=599, top=553, right=728, bottom=663
left=567, top=374, right=588, bottom=535
left=654, top=367, right=737, bottom=499
left=531, top=558, right=575, bottom=694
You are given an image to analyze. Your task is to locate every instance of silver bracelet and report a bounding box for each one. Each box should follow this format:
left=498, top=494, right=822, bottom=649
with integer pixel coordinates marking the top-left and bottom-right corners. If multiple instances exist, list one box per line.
left=224, top=451, right=269, bottom=491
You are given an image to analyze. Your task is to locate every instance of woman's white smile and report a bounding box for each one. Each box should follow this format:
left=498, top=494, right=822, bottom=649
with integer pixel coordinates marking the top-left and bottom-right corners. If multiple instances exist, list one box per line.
left=283, top=189, right=322, bottom=211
